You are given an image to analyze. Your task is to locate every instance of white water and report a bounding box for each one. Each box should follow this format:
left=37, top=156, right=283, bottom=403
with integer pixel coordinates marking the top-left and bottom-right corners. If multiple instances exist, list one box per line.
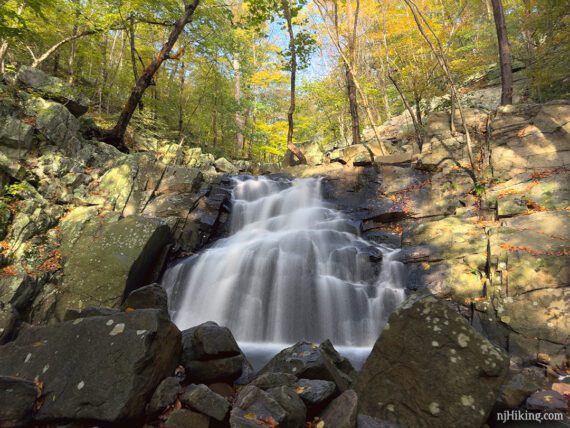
left=162, top=176, right=406, bottom=359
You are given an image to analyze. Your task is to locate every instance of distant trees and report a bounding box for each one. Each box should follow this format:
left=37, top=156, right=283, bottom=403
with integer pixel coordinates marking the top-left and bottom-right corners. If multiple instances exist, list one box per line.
left=247, top=0, right=315, bottom=164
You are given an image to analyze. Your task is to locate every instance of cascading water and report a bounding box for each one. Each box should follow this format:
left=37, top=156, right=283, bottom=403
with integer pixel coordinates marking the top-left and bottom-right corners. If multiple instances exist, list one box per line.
left=162, top=176, right=406, bottom=367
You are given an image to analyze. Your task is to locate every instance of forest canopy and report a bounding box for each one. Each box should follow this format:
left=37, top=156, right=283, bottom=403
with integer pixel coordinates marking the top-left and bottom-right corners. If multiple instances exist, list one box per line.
left=1, top=0, right=568, bottom=161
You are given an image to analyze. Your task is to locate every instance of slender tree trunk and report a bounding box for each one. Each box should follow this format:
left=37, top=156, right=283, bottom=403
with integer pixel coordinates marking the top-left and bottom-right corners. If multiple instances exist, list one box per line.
left=68, top=0, right=81, bottom=83
left=281, top=0, right=307, bottom=164
left=315, top=0, right=387, bottom=154
left=0, top=41, right=8, bottom=73
left=491, top=0, right=513, bottom=105
left=107, top=0, right=200, bottom=148
left=234, top=55, right=245, bottom=153
left=403, top=0, right=476, bottom=175
left=29, top=30, right=100, bottom=68
left=178, top=62, right=186, bottom=138
left=344, top=0, right=361, bottom=145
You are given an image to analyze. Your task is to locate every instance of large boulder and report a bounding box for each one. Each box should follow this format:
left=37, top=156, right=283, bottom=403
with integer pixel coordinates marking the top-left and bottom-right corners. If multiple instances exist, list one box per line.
left=356, top=291, right=509, bottom=428
left=320, top=390, right=358, bottom=428
left=0, top=116, right=33, bottom=153
left=0, top=309, right=181, bottom=423
left=258, top=341, right=355, bottom=392
left=31, top=99, right=83, bottom=155
left=16, top=66, right=89, bottom=117
left=55, top=215, right=172, bottom=320
left=179, top=384, right=230, bottom=421
left=230, top=385, right=287, bottom=427
left=180, top=322, right=252, bottom=383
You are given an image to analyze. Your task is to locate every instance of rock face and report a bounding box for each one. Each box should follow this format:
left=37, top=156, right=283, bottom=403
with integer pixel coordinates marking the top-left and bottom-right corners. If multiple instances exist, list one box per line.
left=55, top=216, right=172, bottom=320
left=0, top=309, right=181, bottom=423
left=356, top=292, right=509, bottom=428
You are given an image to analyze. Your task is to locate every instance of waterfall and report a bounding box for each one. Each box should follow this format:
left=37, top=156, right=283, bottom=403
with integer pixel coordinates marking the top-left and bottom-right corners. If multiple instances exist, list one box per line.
left=162, top=176, right=406, bottom=353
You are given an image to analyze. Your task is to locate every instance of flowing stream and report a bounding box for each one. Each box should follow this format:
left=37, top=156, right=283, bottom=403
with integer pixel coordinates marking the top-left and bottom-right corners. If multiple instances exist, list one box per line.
left=162, top=176, right=406, bottom=368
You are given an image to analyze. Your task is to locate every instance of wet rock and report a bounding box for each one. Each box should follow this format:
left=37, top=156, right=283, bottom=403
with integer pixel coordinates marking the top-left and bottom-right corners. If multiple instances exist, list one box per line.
left=230, top=385, right=287, bottom=428
left=16, top=66, right=89, bottom=116
left=356, top=291, right=509, bottom=428
left=258, top=341, right=354, bottom=392
left=165, top=409, right=210, bottom=428
left=147, top=377, right=183, bottom=415
left=293, top=379, right=336, bottom=406
left=251, top=372, right=297, bottom=390
left=267, top=386, right=307, bottom=428
left=179, top=384, right=229, bottom=421
left=526, top=390, right=568, bottom=412
left=121, top=283, right=168, bottom=314
left=320, top=390, right=358, bottom=428
left=0, top=376, right=37, bottom=428
left=0, top=309, right=181, bottom=423
left=55, top=215, right=172, bottom=320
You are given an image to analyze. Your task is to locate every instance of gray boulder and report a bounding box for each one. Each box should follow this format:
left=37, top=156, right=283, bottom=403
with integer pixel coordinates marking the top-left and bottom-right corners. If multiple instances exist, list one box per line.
left=356, top=291, right=509, bottom=428
left=34, top=99, right=82, bottom=155
left=55, top=215, right=172, bottom=320
left=251, top=372, right=297, bottom=390
left=121, top=283, right=169, bottom=315
left=259, top=341, right=354, bottom=392
left=180, top=384, right=230, bottom=421
left=0, top=116, right=33, bottom=152
left=0, top=376, right=37, bottom=428
left=230, top=385, right=287, bottom=427
left=215, top=157, right=238, bottom=174
left=0, top=309, right=181, bottom=423
left=180, top=322, right=252, bottom=383
left=320, top=390, right=358, bottom=428
left=166, top=409, right=210, bottom=428
left=147, top=377, right=183, bottom=415
left=17, top=66, right=89, bottom=117
left=293, top=379, right=336, bottom=406
left=268, top=386, right=307, bottom=428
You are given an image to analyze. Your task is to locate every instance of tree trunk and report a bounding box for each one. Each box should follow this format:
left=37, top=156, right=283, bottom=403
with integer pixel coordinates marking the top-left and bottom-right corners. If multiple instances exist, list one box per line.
left=281, top=0, right=307, bottom=164
left=234, top=55, right=245, bottom=153
left=346, top=66, right=361, bottom=145
left=491, top=0, right=513, bottom=105
left=107, top=0, right=200, bottom=149
left=402, top=0, right=476, bottom=176
left=68, top=0, right=81, bottom=83
left=344, top=0, right=361, bottom=145
left=30, top=30, right=100, bottom=68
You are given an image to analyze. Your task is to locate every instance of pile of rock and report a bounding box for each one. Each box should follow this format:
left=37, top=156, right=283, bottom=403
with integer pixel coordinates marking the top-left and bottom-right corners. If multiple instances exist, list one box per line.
left=0, top=287, right=536, bottom=427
